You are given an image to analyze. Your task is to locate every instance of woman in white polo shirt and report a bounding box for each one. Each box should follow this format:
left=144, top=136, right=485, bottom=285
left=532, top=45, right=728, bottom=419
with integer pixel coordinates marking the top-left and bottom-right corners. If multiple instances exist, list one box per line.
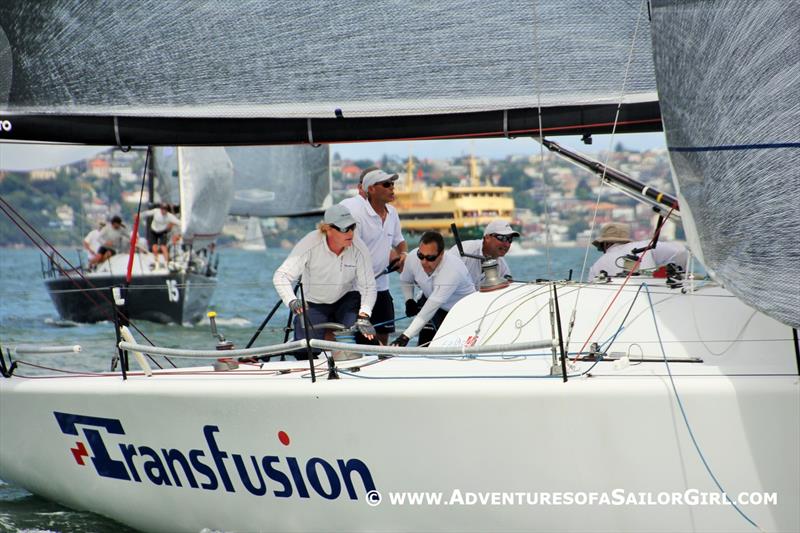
left=273, top=205, right=377, bottom=356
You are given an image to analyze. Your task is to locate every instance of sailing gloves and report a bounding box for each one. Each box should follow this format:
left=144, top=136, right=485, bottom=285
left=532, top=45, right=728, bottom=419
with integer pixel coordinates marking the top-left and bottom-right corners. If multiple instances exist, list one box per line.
left=356, top=317, right=376, bottom=340
left=288, top=299, right=306, bottom=315
left=390, top=334, right=410, bottom=347
left=405, top=295, right=427, bottom=317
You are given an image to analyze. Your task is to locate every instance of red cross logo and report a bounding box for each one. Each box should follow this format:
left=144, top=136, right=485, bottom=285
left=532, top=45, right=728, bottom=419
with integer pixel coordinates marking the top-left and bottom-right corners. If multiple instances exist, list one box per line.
left=70, top=441, right=89, bottom=465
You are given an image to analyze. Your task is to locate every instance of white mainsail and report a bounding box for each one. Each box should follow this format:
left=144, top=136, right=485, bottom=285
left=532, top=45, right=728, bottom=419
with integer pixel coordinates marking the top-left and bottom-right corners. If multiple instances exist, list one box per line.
left=153, top=147, right=234, bottom=246
left=0, top=1, right=659, bottom=144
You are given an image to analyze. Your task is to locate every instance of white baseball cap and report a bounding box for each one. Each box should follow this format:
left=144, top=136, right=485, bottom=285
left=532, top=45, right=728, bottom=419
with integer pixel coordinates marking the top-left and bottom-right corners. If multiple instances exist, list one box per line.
left=362, top=169, right=399, bottom=189
left=324, top=204, right=356, bottom=228
left=483, top=220, right=520, bottom=237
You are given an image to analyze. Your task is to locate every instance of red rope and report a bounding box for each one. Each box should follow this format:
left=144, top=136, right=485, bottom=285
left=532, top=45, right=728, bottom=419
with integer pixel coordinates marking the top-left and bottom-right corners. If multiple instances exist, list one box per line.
left=126, top=148, right=150, bottom=283
left=573, top=208, right=676, bottom=361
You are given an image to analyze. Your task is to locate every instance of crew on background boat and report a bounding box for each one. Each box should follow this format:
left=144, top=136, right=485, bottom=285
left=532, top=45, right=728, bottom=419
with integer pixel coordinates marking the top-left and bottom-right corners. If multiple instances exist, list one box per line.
left=392, top=231, right=475, bottom=347
left=88, top=215, right=131, bottom=268
left=341, top=168, right=408, bottom=344
left=273, top=204, right=377, bottom=354
left=143, top=203, right=180, bottom=270
left=447, top=219, right=518, bottom=290
left=589, top=222, right=688, bottom=279
left=82, top=221, right=105, bottom=264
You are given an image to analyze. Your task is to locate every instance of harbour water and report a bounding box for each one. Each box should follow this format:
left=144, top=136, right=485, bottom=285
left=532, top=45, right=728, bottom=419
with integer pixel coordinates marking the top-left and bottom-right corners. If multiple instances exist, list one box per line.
left=0, top=245, right=598, bottom=532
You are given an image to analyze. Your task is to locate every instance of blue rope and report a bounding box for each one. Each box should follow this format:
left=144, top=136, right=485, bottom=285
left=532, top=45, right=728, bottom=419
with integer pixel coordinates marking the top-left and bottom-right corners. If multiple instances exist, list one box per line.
left=371, top=315, right=409, bottom=328
left=642, top=283, right=760, bottom=530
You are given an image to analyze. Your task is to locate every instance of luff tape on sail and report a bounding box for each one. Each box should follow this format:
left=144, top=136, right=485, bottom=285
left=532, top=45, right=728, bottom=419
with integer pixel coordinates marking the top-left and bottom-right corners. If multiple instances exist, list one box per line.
left=119, top=325, right=153, bottom=377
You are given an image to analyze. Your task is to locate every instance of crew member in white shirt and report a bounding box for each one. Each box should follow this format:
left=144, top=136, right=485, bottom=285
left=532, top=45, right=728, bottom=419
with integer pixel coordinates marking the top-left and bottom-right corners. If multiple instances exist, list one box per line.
left=340, top=168, right=408, bottom=344
left=588, top=222, right=688, bottom=279
left=391, top=231, right=476, bottom=347
left=89, top=215, right=130, bottom=268
left=273, top=204, right=377, bottom=355
left=143, top=203, right=180, bottom=269
left=447, top=219, right=518, bottom=290
left=82, top=222, right=105, bottom=263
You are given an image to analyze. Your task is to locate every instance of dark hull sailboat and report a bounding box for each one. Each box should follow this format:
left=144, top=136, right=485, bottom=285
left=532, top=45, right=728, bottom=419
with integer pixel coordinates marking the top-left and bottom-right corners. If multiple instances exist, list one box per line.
left=44, top=271, right=215, bottom=325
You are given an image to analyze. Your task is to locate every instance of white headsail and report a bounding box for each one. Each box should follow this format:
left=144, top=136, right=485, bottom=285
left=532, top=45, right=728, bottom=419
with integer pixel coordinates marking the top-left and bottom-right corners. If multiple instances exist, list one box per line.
left=649, top=0, right=800, bottom=328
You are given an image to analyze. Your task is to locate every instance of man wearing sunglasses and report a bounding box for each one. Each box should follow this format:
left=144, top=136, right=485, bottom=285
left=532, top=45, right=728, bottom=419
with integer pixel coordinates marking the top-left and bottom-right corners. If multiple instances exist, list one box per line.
left=447, top=219, right=519, bottom=290
left=391, top=231, right=475, bottom=347
left=340, top=168, right=408, bottom=344
left=273, top=204, right=377, bottom=355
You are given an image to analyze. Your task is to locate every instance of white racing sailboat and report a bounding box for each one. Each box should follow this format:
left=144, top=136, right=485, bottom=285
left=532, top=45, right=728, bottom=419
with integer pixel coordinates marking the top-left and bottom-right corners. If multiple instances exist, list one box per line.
left=0, top=1, right=797, bottom=532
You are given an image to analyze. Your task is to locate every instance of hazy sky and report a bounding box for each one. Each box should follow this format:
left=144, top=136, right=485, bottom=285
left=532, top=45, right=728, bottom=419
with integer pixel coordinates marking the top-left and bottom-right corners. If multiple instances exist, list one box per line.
left=0, top=132, right=667, bottom=171
left=333, top=132, right=667, bottom=161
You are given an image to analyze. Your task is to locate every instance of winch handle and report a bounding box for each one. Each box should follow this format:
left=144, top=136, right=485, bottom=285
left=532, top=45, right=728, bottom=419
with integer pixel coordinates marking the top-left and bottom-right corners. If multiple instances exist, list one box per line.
left=450, top=222, right=484, bottom=261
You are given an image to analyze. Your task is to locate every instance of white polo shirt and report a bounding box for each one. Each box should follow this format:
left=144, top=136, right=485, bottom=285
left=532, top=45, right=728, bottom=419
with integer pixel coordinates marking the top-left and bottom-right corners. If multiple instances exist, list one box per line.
left=399, top=249, right=475, bottom=338
left=589, top=240, right=688, bottom=279
left=446, top=239, right=511, bottom=290
left=83, top=229, right=104, bottom=253
left=143, top=208, right=180, bottom=233
left=340, top=195, right=404, bottom=292
left=273, top=230, right=376, bottom=316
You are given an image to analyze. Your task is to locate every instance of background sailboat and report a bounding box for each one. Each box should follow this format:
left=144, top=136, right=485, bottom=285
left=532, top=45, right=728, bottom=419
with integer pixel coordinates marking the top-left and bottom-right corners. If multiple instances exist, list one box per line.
left=43, top=147, right=233, bottom=324
left=239, top=217, right=267, bottom=251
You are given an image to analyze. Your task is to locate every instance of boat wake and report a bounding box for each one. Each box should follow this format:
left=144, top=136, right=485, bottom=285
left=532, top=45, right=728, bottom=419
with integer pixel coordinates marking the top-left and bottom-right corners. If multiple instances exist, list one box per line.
left=43, top=318, right=83, bottom=328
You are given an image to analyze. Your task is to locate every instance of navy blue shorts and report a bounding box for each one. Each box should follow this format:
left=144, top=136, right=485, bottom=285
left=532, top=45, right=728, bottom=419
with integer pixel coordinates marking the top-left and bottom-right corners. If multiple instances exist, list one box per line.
left=152, top=230, right=169, bottom=246
left=293, top=291, right=359, bottom=341
left=370, top=290, right=395, bottom=334
left=418, top=308, right=449, bottom=346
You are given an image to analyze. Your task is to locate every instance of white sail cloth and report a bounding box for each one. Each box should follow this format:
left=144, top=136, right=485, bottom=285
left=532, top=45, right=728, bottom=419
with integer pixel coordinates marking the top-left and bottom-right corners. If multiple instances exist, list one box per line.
left=649, top=0, right=800, bottom=328
left=0, top=1, right=655, bottom=118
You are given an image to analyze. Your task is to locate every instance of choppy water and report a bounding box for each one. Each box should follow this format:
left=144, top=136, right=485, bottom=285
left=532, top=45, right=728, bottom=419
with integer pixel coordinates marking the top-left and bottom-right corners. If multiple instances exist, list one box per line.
left=0, top=245, right=597, bottom=532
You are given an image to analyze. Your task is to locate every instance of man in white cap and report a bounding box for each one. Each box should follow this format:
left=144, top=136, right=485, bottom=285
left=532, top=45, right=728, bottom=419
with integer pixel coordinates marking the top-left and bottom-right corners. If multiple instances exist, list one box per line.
left=273, top=204, right=377, bottom=354
left=391, top=231, right=475, bottom=347
left=340, top=168, right=407, bottom=344
left=589, top=222, right=688, bottom=279
left=446, top=219, right=519, bottom=290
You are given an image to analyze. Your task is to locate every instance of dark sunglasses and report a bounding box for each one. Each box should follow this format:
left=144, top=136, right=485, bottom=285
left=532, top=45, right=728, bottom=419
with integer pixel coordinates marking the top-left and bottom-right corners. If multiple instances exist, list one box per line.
left=492, top=233, right=515, bottom=243
left=378, top=181, right=395, bottom=188
left=417, top=250, right=441, bottom=262
left=331, top=223, right=356, bottom=233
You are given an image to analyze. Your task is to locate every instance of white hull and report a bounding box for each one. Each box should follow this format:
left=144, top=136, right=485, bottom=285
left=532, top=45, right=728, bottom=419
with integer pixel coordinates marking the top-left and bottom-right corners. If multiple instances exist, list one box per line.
left=2, top=279, right=798, bottom=532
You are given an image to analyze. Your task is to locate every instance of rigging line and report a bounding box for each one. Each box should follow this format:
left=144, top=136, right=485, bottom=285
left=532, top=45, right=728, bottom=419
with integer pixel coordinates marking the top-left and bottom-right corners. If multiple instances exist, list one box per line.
left=0, top=194, right=159, bottom=352
left=530, top=0, right=553, bottom=279
left=572, top=208, right=674, bottom=361
left=642, top=284, right=762, bottom=531
left=566, top=0, right=650, bottom=354
left=125, top=147, right=150, bottom=283
left=689, top=294, right=759, bottom=357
